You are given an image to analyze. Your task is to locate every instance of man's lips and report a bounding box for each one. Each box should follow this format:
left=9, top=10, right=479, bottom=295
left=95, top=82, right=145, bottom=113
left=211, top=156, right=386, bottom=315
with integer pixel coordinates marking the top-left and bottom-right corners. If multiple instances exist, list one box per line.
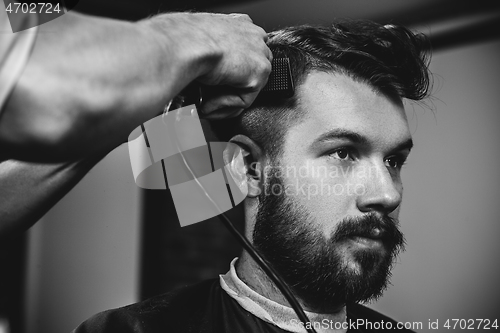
left=350, top=236, right=384, bottom=248
left=348, top=228, right=387, bottom=248
left=367, top=227, right=384, bottom=239
left=350, top=227, right=385, bottom=240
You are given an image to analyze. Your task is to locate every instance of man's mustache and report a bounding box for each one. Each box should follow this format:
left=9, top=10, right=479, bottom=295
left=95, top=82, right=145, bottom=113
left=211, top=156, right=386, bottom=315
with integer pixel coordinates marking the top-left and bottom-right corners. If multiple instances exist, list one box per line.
left=331, top=213, right=405, bottom=248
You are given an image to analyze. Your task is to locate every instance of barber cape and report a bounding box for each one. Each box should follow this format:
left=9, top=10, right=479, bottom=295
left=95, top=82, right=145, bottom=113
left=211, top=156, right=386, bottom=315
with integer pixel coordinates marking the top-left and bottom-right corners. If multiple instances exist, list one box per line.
left=73, top=259, right=414, bottom=333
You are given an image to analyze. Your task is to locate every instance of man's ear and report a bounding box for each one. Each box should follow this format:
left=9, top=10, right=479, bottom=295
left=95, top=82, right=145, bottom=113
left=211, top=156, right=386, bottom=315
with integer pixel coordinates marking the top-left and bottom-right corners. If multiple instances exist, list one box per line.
left=223, top=135, right=265, bottom=198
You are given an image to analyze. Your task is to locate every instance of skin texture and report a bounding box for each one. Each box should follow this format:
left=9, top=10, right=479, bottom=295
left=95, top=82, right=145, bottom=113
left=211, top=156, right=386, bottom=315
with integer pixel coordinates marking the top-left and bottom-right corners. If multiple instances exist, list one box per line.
left=0, top=153, right=108, bottom=239
left=231, top=71, right=413, bottom=313
left=0, top=12, right=271, bottom=162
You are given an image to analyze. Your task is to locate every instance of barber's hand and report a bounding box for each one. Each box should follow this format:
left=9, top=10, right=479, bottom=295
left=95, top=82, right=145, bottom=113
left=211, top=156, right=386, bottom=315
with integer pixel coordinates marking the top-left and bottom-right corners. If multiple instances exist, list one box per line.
left=195, top=13, right=272, bottom=118
left=147, top=12, right=272, bottom=119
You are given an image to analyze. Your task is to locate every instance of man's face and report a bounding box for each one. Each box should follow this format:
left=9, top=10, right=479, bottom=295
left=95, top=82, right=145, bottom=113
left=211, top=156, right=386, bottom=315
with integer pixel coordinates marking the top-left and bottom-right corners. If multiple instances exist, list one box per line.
left=252, top=71, right=411, bottom=310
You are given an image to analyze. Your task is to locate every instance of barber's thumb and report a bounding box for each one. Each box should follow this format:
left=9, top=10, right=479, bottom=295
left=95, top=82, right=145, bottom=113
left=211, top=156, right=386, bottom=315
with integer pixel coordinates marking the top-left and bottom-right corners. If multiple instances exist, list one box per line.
left=200, top=95, right=248, bottom=119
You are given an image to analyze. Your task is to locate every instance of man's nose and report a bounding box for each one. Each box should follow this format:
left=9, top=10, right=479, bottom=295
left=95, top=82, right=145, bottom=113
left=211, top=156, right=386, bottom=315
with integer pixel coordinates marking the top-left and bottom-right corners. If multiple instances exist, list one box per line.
left=355, top=163, right=402, bottom=214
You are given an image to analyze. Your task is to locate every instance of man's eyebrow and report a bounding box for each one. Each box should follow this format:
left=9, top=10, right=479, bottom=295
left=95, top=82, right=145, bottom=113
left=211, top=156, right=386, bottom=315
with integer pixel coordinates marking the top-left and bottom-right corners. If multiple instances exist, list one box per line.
left=312, top=129, right=414, bottom=152
left=392, top=138, right=414, bottom=153
left=313, top=129, right=370, bottom=146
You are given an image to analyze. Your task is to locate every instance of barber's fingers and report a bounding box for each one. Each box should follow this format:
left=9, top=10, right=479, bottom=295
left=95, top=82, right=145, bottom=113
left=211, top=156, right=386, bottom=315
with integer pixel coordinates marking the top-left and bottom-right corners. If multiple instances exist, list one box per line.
left=187, top=12, right=271, bottom=116
left=228, top=13, right=253, bottom=23
left=200, top=95, right=245, bottom=119
left=199, top=57, right=270, bottom=118
left=200, top=87, right=263, bottom=119
left=226, top=15, right=270, bottom=58
left=264, top=41, right=273, bottom=60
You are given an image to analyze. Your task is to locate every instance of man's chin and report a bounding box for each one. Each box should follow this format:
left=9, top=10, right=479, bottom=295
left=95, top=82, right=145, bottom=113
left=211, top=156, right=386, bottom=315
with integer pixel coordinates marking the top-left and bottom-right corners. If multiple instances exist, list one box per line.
left=294, top=275, right=389, bottom=310
left=290, top=251, right=394, bottom=308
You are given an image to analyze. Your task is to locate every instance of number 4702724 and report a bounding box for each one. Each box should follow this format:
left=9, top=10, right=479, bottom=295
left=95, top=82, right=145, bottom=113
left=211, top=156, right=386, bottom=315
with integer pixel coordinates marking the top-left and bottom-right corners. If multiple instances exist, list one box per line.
left=5, top=2, right=62, bottom=14
left=444, top=319, right=498, bottom=330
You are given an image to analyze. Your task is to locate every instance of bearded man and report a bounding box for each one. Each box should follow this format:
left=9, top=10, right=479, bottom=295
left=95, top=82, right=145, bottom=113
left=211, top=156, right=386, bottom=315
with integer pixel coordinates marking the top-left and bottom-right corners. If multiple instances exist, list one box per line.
left=73, top=19, right=431, bottom=333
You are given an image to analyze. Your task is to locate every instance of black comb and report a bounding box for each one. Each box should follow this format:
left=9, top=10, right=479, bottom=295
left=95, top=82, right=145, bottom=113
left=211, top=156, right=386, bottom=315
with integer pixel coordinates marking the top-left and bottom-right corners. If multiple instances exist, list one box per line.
left=260, top=57, right=294, bottom=98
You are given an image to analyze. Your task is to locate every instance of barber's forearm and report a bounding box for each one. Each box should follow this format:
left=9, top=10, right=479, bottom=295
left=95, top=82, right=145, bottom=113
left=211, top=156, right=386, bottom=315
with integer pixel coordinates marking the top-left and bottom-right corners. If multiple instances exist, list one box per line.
left=0, top=152, right=108, bottom=239
left=0, top=12, right=218, bottom=162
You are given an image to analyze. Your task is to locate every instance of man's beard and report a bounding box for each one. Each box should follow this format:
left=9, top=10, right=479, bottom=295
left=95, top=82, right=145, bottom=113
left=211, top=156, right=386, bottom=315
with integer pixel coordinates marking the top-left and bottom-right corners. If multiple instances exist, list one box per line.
left=252, top=168, right=406, bottom=311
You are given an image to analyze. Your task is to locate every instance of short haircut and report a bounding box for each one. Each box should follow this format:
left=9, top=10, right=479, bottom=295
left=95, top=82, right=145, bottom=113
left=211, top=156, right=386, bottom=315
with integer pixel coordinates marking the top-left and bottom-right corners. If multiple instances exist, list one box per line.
left=210, top=20, right=431, bottom=159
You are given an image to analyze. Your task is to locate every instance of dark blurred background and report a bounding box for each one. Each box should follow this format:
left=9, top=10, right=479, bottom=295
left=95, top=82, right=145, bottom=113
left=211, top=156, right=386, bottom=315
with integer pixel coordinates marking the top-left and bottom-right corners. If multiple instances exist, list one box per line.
left=73, top=0, right=500, bottom=51
left=1, top=1, right=499, bottom=333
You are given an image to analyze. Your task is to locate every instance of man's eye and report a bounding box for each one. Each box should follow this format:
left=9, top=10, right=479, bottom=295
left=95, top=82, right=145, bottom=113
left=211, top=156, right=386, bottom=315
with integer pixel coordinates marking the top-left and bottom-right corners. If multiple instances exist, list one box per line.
left=385, top=155, right=406, bottom=169
left=329, top=148, right=353, bottom=161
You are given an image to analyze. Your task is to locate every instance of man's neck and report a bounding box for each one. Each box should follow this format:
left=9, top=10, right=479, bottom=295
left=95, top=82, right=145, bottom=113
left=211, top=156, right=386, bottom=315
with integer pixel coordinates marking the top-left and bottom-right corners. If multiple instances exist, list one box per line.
left=236, top=251, right=345, bottom=314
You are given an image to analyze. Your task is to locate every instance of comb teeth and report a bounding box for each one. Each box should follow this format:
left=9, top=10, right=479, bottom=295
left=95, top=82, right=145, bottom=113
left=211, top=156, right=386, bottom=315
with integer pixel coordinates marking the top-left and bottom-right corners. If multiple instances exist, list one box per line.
left=261, top=57, right=294, bottom=98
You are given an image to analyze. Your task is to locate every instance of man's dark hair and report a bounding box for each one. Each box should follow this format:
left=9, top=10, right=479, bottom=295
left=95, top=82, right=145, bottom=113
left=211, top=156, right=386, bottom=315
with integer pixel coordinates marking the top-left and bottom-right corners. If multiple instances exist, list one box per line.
left=211, top=20, right=431, bottom=158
